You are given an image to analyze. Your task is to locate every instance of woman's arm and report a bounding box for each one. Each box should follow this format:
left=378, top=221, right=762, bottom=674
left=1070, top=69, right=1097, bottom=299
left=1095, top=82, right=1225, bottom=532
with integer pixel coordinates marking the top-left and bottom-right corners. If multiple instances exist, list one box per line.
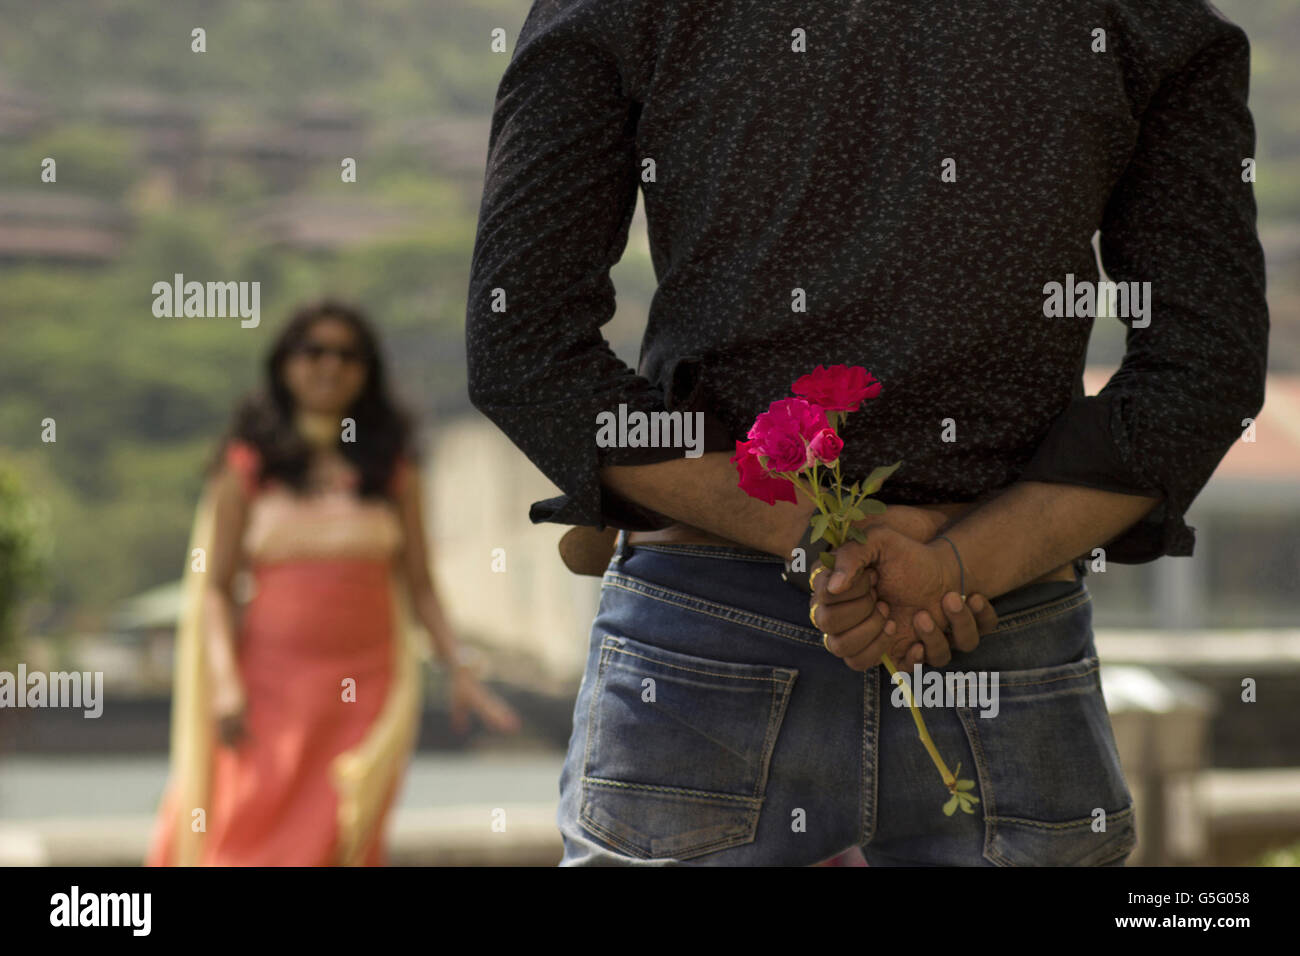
left=392, top=461, right=522, bottom=735
left=391, top=462, right=465, bottom=671
left=202, top=460, right=252, bottom=744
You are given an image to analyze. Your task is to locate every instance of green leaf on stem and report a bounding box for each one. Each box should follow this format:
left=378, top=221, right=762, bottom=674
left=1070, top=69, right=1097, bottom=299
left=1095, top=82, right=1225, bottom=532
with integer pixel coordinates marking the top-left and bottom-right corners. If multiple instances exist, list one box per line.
left=956, top=779, right=976, bottom=791
left=943, top=795, right=959, bottom=817
left=846, top=525, right=868, bottom=544
left=819, top=551, right=837, bottom=571
left=810, top=513, right=830, bottom=543
left=861, top=461, right=903, bottom=495
left=860, top=498, right=887, bottom=515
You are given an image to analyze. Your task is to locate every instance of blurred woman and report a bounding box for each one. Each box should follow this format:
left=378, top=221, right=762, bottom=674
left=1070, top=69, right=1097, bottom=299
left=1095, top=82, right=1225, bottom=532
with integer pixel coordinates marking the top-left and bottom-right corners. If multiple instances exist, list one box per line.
left=147, top=299, right=520, bottom=866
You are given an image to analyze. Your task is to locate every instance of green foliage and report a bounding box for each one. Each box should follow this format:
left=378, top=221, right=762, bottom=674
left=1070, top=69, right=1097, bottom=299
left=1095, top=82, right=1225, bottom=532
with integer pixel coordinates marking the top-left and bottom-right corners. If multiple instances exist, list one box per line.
left=0, top=125, right=136, bottom=196
left=1255, top=841, right=1300, bottom=866
left=861, top=461, right=903, bottom=496
left=0, top=466, right=53, bottom=662
left=0, top=0, right=527, bottom=119
left=1216, top=0, right=1300, bottom=219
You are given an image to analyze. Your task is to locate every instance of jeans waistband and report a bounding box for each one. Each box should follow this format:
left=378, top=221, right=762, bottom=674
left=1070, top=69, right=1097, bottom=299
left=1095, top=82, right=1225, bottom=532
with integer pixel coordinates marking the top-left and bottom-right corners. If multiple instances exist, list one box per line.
left=612, top=531, right=1083, bottom=620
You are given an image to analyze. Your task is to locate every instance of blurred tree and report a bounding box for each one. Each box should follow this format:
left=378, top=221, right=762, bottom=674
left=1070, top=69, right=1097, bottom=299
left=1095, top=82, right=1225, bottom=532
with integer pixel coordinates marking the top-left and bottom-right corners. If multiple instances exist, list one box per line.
left=0, top=466, right=51, bottom=665
left=0, top=125, right=136, bottom=197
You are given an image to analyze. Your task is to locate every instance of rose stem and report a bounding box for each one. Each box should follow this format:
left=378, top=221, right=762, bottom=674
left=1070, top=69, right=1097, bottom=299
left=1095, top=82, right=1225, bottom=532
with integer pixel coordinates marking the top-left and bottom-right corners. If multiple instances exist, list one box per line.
left=879, top=653, right=958, bottom=789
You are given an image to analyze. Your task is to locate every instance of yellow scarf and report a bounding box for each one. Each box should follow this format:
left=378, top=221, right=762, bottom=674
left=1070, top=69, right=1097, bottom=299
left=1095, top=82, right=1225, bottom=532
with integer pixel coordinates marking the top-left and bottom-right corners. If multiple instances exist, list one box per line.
left=162, top=480, right=426, bottom=866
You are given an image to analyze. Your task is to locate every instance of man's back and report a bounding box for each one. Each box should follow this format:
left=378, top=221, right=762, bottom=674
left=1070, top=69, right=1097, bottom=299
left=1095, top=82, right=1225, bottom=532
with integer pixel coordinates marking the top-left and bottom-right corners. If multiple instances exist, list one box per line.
left=467, top=0, right=1267, bottom=563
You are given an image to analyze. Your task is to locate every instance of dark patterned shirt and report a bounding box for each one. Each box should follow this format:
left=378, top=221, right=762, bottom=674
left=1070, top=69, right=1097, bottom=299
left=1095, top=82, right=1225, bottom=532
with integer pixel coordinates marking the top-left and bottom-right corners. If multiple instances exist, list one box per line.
left=465, top=0, right=1269, bottom=564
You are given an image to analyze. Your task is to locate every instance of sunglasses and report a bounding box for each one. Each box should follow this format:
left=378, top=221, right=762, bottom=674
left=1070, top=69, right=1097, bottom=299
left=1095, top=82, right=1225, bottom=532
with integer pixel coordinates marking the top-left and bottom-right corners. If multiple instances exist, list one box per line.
left=293, top=341, right=366, bottom=364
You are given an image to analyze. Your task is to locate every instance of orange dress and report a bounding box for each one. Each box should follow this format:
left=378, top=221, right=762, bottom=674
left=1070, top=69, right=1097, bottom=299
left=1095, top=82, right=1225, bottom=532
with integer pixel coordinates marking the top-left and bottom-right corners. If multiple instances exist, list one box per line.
left=147, top=441, right=416, bottom=866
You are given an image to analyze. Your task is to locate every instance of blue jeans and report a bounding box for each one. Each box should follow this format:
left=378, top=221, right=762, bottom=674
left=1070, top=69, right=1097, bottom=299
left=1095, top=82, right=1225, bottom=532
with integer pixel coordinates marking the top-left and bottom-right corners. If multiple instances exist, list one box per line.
left=556, top=534, right=1137, bottom=866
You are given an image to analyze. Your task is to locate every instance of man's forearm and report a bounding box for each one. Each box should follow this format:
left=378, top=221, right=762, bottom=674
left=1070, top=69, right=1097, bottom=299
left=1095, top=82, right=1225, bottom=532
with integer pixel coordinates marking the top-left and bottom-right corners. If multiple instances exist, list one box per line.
left=936, top=481, right=1162, bottom=600
left=601, top=453, right=814, bottom=557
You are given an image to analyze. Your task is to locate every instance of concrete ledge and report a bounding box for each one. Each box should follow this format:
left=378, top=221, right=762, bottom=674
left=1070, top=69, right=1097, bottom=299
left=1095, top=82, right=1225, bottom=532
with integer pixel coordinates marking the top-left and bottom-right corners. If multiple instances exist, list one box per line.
left=0, top=803, right=562, bottom=867
left=1095, top=630, right=1300, bottom=670
left=388, top=805, right=561, bottom=866
left=4, top=772, right=1297, bottom=866
left=1203, top=769, right=1300, bottom=834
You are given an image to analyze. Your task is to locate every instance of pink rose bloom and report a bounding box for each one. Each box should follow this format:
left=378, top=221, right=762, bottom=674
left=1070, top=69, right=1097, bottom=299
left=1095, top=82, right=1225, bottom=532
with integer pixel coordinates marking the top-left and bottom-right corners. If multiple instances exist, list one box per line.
left=746, top=398, right=830, bottom=471
left=731, top=440, right=797, bottom=505
left=792, top=365, right=882, bottom=412
left=808, top=427, right=844, bottom=465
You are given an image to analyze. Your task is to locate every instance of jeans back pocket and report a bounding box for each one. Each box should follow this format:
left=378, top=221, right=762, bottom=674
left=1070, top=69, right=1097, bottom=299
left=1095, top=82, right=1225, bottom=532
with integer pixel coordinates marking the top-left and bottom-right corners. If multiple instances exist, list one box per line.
left=579, top=633, right=798, bottom=861
left=956, top=654, right=1137, bottom=866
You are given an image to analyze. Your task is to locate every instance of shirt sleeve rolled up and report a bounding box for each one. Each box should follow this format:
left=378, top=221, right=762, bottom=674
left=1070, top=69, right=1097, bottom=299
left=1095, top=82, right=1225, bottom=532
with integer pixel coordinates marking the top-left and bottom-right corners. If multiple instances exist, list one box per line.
left=1018, top=14, right=1269, bottom=564
left=465, top=1, right=732, bottom=530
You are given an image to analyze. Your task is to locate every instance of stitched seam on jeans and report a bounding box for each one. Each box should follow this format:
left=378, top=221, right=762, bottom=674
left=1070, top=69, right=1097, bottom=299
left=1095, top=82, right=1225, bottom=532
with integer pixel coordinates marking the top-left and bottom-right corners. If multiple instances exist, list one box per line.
left=1093, top=840, right=1136, bottom=866
left=957, top=708, right=998, bottom=863
left=987, top=837, right=1132, bottom=868
left=602, top=576, right=820, bottom=646
left=997, top=664, right=1100, bottom=689
left=862, top=668, right=878, bottom=847
left=601, top=642, right=796, bottom=685
left=988, top=588, right=1091, bottom=635
left=603, top=574, right=811, bottom=639
left=986, top=812, right=1136, bottom=867
left=761, top=669, right=796, bottom=802
left=991, top=589, right=1091, bottom=631
left=987, top=590, right=1092, bottom=634
left=989, top=805, right=1134, bottom=831
left=579, top=646, right=612, bottom=795
left=577, top=814, right=650, bottom=860
left=629, top=543, right=784, bottom=564
left=582, top=776, right=764, bottom=805
left=581, top=810, right=754, bottom=861
left=859, top=670, right=868, bottom=848
left=755, top=680, right=778, bottom=801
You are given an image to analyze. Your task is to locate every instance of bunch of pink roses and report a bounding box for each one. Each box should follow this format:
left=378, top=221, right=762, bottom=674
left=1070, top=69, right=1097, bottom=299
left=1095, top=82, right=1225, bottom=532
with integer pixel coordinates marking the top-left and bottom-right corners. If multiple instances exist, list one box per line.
left=731, top=364, right=980, bottom=818
left=731, top=364, right=896, bottom=565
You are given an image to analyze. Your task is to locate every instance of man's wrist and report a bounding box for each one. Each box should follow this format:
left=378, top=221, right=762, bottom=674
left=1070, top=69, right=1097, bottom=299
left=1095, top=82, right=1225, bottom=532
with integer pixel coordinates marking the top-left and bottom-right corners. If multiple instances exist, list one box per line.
left=926, top=537, right=968, bottom=599
left=602, top=454, right=818, bottom=559
left=775, top=504, right=817, bottom=558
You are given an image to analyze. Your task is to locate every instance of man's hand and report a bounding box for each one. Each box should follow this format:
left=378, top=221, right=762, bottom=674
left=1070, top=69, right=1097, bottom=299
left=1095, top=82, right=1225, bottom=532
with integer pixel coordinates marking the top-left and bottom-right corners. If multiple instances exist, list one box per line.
left=827, top=524, right=986, bottom=667
left=858, top=504, right=952, bottom=544
left=810, top=510, right=999, bottom=672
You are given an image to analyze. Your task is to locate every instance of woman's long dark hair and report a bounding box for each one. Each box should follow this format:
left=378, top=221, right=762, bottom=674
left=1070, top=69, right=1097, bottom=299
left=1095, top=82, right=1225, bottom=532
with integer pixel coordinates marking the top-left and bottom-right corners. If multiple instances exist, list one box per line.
left=208, top=299, right=417, bottom=499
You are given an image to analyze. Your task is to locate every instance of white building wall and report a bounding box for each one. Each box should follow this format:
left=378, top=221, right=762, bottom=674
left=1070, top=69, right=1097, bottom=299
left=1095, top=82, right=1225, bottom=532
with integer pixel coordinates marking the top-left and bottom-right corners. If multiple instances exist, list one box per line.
left=419, top=419, right=602, bottom=690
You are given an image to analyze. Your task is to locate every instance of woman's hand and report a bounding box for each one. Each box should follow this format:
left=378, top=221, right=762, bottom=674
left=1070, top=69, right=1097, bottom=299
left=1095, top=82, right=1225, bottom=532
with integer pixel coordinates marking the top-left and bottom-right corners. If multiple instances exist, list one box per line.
left=211, top=672, right=249, bottom=747
left=449, top=667, right=523, bottom=736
